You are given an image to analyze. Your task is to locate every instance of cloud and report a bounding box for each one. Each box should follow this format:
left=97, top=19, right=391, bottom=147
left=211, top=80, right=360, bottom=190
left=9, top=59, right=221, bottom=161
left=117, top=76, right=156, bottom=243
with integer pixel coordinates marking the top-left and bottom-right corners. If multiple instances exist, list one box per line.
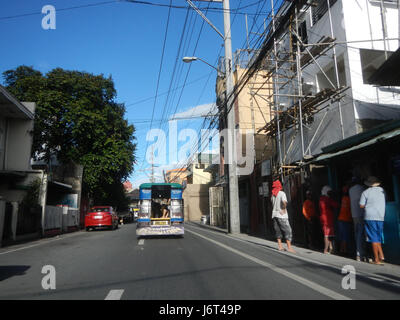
left=169, top=103, right=218, bottom=121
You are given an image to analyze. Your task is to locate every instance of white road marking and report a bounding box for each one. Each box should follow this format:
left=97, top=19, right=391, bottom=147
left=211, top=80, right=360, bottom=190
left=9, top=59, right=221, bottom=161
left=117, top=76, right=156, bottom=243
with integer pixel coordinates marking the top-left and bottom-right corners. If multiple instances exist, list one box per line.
left=105, top=289, right=124, bottom=300
left=186, top=228, right=351, bottom=300
left=187, top=224, right=400, bottom=287
left=0, top=231, right=85, bottom=256
left=138, top=239, right=145, bottom=245
left=0, top=237, right=63, bottom=255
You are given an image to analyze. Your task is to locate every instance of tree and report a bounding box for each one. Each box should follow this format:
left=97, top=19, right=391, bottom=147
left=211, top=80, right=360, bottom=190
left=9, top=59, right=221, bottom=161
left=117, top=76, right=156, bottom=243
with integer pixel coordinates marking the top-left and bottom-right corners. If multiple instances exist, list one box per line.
left=3, top=66, right=136, bottom=209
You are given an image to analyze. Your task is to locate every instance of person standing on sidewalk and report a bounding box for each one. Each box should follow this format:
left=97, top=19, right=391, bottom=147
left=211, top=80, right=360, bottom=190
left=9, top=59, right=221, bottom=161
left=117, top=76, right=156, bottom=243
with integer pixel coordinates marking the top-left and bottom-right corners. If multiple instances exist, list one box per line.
left=302, top=190, right=317, bottom=249
left=319, top=185, right=339, bottom=254
left=337, top=185, right=352, bottom=256
left=359, top=176, right=386, bottom=265
left=349, top=177, right=366, bottom=262
left=271, top=180, right=295, bottom=253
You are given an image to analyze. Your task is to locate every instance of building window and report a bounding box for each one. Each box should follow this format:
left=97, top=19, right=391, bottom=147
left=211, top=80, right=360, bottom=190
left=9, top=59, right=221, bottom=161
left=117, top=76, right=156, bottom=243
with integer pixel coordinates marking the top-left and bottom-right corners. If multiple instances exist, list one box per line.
left=359, top=48, right=393, bottom=84
left=311, top=0, right=338, bottom=25
left=316, top=57, right=347, bottom=90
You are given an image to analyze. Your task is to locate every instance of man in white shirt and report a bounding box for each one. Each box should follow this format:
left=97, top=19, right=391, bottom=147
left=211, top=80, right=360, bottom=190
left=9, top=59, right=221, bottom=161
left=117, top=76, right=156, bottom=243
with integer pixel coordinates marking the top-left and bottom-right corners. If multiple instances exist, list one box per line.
left=271, top=180, right=295, bottom=253
left=359, top=176, right=386, bottom=265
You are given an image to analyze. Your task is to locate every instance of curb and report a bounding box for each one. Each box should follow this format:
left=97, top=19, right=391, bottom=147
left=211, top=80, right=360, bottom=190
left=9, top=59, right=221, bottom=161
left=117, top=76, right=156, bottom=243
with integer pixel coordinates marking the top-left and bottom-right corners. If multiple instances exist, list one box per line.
left=187, top=220, right=400, bottom=285
left=188, top=221, right=228, bottom=234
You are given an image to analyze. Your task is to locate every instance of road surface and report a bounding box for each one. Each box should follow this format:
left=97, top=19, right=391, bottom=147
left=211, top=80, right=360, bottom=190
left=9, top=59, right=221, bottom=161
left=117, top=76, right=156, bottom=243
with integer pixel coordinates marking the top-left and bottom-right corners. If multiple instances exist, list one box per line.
left=0, top=222, right=399, bottom=302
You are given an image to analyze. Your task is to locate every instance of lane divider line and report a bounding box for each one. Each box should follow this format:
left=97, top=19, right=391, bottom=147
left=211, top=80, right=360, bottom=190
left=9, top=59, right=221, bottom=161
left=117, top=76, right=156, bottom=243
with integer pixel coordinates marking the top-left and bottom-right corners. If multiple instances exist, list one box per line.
left=185, top=228, right=351, bottom=300
left=187, top=224, right=400, bottom=287
left=105, top=289, right=124, bottom=300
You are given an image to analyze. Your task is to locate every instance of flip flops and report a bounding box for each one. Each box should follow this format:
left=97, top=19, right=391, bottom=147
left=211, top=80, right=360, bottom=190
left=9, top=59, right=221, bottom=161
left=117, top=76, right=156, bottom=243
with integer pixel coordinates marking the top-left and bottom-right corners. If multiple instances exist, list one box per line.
left=370, top=261, right=385, bottom=266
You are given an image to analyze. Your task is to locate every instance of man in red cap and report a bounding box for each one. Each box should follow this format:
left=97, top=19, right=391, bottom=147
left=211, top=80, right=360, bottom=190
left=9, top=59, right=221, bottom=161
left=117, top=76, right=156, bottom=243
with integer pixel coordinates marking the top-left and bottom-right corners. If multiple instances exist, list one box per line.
left=271, top=180, right=295, bottom=253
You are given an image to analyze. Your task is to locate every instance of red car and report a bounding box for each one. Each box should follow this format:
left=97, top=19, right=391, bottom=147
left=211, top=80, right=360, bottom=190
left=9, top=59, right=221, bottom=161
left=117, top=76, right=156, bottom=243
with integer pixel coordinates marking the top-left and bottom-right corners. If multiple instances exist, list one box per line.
left=85, top=206, right=119, bottom=231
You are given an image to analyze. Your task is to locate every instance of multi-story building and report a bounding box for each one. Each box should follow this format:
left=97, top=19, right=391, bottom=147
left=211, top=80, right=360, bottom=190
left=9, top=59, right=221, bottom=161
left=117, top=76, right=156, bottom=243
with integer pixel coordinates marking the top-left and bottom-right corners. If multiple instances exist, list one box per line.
left=215, top=49, right=274, bottom=234
left=256, top=0, right=400, bottom=253
left=261, top=0, right=400, bottom=168
left=165, top=168, right=188, bottom=186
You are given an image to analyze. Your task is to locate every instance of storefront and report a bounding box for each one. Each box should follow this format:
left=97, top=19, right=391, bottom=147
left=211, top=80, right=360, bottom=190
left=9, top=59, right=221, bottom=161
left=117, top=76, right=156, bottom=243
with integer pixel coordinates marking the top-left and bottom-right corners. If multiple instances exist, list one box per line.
left=311, top=120, right=400, bottom=263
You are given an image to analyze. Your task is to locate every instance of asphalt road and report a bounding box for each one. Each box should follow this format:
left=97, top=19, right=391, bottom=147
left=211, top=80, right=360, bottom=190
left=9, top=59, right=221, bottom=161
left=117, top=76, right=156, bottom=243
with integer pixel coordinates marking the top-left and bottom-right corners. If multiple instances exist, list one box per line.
left=0, top=222, right=399, bottom=301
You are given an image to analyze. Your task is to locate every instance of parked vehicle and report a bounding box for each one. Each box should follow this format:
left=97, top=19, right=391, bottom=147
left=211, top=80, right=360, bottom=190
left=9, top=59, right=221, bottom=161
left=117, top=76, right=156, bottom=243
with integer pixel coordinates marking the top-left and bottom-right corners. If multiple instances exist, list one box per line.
left=85, top=206, right=119, bottom=231
left=136, top=183, right=184, bottom=237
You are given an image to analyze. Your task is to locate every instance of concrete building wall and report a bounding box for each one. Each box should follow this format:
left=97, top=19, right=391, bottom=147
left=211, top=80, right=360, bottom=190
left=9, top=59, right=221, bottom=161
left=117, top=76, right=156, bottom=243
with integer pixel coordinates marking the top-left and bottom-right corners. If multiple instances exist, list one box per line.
left=191, top=165, right=213, bottom=185
left=183, top=184, right=210, bottom=221
left=0, top=117, right=6, bottom=170
left=234, top=67, right=273, bottom=132
left=342, top=0, right=400, bottom=105
left=5, top=117, right=34, bottom=171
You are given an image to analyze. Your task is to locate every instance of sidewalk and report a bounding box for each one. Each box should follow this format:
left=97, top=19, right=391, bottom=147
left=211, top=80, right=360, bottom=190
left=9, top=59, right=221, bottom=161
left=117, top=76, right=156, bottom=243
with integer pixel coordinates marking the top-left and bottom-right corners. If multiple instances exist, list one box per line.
left=189, top=221, right=400, bottom=286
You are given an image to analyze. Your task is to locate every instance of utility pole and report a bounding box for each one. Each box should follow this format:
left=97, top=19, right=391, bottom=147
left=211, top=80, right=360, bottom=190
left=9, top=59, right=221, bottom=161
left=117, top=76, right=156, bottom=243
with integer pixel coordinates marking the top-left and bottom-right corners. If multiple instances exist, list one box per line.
left=222, top=0, right=240, bottom=234
left=186, top=0, right=240, bottom=234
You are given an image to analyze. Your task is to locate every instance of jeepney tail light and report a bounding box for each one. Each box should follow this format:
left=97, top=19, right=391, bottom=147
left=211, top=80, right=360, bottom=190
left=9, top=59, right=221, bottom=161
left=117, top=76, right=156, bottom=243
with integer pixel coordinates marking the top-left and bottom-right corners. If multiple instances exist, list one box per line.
left=170, top=200, right=183, bottom=219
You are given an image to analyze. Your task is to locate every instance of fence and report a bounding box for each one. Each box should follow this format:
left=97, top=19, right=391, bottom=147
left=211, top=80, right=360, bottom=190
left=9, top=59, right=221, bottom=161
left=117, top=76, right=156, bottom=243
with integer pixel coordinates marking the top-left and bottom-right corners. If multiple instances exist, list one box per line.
left=44, top=205, right=80, bottom=236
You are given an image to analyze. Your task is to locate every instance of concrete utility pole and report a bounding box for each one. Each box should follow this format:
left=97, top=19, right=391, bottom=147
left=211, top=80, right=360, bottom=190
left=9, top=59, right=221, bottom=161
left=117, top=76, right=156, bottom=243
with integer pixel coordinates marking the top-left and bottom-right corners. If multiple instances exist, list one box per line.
left=185, top=0, right=240, bottom=234
left=222, top=0, right=240, bottom=234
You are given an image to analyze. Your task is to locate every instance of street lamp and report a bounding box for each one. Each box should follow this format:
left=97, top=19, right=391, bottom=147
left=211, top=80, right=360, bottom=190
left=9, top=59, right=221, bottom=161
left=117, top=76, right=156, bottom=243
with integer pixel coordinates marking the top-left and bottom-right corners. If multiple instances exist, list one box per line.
left=182, top=56, right=222, bottom=75
left=182, top=0, right=240, bottom=235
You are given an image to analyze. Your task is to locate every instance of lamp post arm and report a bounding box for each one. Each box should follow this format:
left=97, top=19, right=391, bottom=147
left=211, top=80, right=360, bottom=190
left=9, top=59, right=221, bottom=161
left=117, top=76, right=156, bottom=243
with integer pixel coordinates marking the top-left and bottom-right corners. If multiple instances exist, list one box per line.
left=196, top=57, right=222, bottom=74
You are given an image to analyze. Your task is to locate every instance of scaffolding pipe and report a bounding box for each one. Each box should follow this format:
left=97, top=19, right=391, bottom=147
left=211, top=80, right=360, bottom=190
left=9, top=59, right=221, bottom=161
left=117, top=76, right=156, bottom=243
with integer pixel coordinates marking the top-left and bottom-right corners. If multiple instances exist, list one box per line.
left=271, top=0, right=284, bottom=180
left=380, top=0, right=389, bottom=59
left=327, top=0, right=345, bottom=139
left=295, top=6, right=305, bottom=158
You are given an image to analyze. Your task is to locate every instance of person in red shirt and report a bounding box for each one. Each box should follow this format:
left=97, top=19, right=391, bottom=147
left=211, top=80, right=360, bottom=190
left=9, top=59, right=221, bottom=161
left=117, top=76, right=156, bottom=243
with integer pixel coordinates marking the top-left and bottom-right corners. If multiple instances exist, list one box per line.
left=319, top=185, right=339, bottom=254
left=337, top=185, right=353, bottom=256
left=302, top=190, right=317, bottom=249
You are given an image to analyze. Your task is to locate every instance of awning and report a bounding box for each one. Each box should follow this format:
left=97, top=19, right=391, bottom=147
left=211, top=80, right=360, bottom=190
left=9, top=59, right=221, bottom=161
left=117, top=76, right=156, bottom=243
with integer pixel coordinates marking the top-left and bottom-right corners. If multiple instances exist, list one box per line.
left=311, top=127, right=400, bottom=163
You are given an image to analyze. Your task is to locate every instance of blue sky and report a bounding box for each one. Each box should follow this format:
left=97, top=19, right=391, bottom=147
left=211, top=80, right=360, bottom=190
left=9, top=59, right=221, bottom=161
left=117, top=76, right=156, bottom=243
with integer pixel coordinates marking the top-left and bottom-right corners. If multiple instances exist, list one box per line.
left=0, top=0, right=271, bottom=188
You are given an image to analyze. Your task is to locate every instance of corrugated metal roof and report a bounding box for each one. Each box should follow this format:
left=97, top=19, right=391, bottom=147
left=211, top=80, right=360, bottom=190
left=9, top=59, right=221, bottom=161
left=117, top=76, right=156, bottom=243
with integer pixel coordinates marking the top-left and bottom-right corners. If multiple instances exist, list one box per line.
left=312, top=127, right=400, bottom=163
left=321, top=120, right=400, bottom=154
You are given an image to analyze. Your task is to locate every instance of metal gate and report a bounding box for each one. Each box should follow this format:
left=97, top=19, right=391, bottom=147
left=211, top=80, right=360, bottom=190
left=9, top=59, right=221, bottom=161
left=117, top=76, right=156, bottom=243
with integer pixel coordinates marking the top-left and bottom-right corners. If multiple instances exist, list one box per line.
left=209, top=187, right=226, bottom=227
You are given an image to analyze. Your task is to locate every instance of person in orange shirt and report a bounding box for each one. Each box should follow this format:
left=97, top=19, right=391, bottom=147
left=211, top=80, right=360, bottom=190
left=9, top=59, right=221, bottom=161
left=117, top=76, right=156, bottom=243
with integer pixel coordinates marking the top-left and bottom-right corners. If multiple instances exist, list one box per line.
left=302, top=190, right=317, bottom=249
left=337, top=185, right=353, bottom=256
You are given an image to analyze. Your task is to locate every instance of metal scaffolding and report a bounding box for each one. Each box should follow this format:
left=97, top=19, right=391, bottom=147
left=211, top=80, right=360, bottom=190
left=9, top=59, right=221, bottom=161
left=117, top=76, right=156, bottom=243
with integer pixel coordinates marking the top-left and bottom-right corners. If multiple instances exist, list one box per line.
left=250, top=0, right=350, bottom=178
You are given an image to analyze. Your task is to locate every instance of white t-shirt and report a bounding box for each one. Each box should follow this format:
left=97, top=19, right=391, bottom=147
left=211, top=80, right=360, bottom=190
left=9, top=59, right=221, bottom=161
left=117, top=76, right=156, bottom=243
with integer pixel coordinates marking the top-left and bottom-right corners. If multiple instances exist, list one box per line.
left=271, top=191, right=288, bottom=219
left=359, top=186, right=386, bottom=221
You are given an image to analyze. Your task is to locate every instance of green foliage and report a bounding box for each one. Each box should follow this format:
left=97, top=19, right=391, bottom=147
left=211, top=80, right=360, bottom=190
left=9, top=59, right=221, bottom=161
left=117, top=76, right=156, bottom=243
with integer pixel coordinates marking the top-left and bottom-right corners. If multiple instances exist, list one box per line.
left=3, top=66, right=137, bottom=208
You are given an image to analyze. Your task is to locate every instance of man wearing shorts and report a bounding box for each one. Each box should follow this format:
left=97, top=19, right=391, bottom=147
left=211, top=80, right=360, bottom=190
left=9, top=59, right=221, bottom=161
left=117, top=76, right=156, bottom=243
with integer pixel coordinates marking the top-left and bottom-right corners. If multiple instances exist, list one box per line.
left=271, top=180, right=295, bottom=253
left=359, top=176, right=386, bottom=265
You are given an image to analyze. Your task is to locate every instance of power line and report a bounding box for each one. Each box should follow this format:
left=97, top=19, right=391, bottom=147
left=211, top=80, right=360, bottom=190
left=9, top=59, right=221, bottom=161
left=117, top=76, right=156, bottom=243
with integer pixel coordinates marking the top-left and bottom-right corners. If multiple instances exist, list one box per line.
left=137, top=0, right=173, bottom=175
left=0, top=0, right=267, bottom=22
left=0, top=1, right=118, bottom=21
left=125, top=73, right=210, bottom=108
